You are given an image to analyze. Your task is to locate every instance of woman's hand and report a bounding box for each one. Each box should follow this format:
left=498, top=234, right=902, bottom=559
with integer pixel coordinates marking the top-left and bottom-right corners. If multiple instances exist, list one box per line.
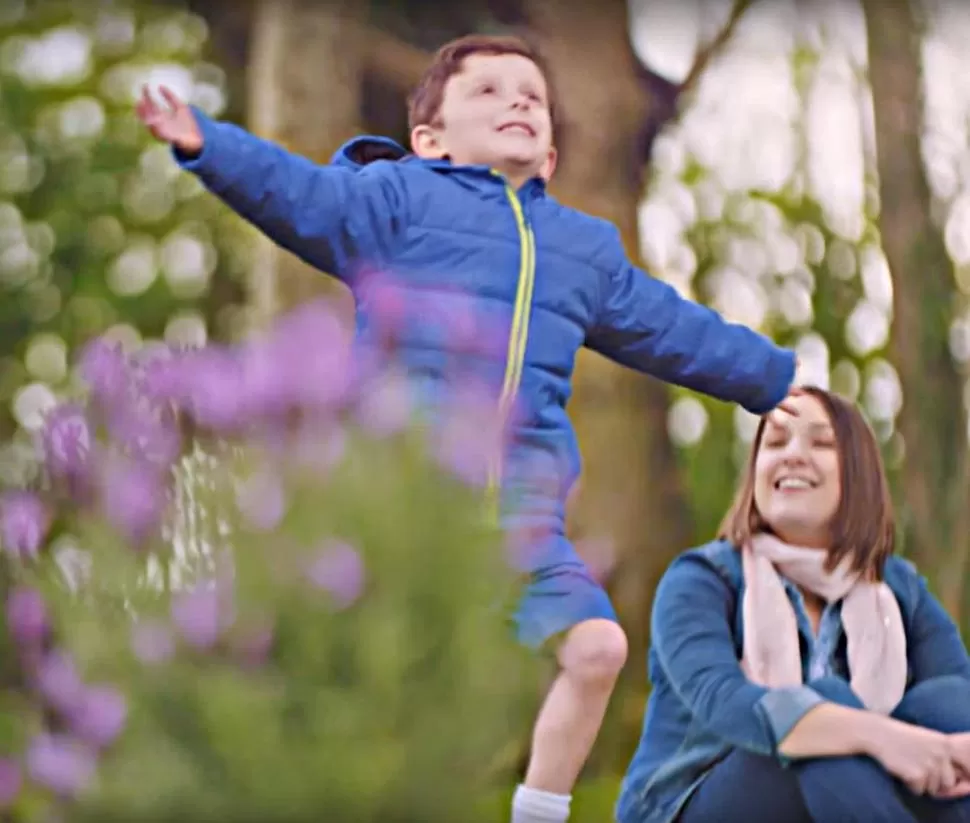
left=867, top=719, right=958, bottom=796
left=136, top=86, right=203, bottom=157
left=934, top=733, right=970, bottom=799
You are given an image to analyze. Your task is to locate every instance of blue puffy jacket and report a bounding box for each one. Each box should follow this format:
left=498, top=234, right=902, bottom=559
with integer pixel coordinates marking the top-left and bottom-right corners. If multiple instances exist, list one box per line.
left=175, top=111, right=796, bottom=529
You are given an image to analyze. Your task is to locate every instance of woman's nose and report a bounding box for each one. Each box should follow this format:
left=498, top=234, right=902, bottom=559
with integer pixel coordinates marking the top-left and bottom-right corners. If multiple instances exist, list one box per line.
left=779, top=440, right=811, bottom=462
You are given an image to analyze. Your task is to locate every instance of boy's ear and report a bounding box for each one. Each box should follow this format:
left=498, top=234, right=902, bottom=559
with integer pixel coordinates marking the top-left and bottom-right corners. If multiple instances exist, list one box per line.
left=411, top=124, right=446, bottom=159
left=539, top=146, right=558, bottom=181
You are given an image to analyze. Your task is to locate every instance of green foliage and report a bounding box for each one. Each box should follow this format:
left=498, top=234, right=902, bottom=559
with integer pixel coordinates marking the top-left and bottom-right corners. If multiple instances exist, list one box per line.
left=5, top=423, right=539, bottom=822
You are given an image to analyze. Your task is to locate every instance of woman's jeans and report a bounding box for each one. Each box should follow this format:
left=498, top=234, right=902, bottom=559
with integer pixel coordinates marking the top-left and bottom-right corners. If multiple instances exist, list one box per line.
left=679, top=675, right=970, bottom=823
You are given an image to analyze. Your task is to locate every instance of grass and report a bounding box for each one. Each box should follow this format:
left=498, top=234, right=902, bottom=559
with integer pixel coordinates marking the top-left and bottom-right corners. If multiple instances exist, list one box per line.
left=482, top=776, right=622, bottom=822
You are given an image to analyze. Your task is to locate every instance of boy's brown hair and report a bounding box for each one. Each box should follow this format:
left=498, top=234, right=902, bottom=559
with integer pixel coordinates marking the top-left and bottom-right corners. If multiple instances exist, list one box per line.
left=407, top=34, right=559, bottom=134
left=718, top=386, right=896, bottom=578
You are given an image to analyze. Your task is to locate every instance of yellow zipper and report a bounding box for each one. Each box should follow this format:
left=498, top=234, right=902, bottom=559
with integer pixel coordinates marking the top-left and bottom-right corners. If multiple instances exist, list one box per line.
left=484, top=178, right=537, bottom=522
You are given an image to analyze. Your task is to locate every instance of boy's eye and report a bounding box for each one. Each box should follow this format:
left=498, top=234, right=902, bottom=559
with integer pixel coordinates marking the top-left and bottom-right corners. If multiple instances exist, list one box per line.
left=478, top=84, right=496, bottom=95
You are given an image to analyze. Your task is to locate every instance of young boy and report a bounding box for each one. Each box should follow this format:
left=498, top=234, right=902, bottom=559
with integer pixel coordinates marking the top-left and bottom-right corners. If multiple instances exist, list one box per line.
left=138, top=35, right=798, bottom=823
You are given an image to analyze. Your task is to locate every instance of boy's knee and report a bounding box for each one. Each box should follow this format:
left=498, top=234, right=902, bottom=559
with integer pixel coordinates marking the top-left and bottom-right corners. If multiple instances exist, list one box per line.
left=895, top=675, right=970, bottom=732
left=558, top=619, right=627, bottom=687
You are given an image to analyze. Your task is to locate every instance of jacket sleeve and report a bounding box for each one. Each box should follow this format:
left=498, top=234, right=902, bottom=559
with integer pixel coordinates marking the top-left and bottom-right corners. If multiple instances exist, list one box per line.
left=586, top=235, right=796, bottom=415
left=652, top=552, right=824, bottom=756
left=173, top=109, right=406, bottom=283
left=906, top=570, right=970, bottom=683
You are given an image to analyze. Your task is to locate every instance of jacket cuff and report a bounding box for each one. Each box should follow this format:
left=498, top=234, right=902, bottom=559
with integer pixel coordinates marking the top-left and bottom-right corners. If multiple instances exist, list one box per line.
left=757, top=685, right=823, bottom=751
left=171, top=106, right=218, bottom=171
left=745, top=348, right=797, bottom=415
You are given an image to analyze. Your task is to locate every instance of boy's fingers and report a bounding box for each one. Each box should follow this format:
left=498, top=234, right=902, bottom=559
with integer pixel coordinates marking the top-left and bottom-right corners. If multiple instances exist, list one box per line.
left=159, top=85, right=182, bottom=110
left=775, top=398, right=800, bottom=417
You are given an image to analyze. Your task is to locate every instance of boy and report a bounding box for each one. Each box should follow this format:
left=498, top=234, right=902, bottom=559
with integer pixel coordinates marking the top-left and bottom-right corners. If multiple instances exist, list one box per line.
left=138, top=35, right=798, bottom=823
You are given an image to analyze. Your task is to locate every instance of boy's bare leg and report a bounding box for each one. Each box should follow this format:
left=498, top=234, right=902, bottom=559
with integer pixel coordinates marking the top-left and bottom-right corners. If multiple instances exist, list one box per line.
left=511, top=618, right=628, bottom=823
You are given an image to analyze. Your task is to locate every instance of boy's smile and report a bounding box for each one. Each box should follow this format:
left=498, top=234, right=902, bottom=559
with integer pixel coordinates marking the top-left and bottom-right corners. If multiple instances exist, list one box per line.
left=411, top=53, right=556, bottom=187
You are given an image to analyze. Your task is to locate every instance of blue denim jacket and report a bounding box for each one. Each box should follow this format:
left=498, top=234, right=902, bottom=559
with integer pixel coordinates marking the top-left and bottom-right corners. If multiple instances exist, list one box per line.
left=615, top=539, right=970, bottom=823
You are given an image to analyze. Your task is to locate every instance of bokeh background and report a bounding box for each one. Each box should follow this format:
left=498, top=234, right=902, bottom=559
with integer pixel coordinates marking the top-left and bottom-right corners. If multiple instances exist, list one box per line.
left=0, top=0, right=968, bottom=818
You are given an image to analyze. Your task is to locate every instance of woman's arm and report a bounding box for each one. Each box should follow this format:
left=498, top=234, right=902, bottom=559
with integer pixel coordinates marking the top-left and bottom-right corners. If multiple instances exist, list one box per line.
left=782, top=703, right=959, bottom=796
left=905, top=568, right=970, bottom=683
left=778, top=702, right=880, bottom=757
left=651, top=552, right=823, bottom=757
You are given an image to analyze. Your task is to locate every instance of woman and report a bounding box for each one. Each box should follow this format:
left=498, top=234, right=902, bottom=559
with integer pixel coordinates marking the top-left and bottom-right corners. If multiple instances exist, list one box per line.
left=616, top=387, right=970, bottom=823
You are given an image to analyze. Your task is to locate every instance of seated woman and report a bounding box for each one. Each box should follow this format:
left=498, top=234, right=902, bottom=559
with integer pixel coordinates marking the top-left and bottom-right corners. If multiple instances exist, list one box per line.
left=616, top=386, right=970, bottom=823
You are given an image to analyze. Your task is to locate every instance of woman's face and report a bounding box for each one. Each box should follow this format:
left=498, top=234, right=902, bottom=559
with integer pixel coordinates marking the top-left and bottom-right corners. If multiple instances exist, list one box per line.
left=753, top=394, right=842, bottom=548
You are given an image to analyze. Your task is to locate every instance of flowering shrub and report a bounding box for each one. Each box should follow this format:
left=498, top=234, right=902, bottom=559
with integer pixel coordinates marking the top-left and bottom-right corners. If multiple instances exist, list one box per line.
left=0, top=298, right=538, bottom=821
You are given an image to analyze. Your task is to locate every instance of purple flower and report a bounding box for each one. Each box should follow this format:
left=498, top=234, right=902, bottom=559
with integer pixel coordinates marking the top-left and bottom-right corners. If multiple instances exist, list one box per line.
left=68, top=684, right=127, bottom=748
left=78, top=338, right=128, bottom=405
left=34, top=650, right=84, bottom=714
left=100, top=457, right=166, bottom=545
left=433, top=383, right=504, bottom=487
left=355, top=371, right=413, bottom=436
left=5, top=587, right=47, bottom=646
left=358, top=271, right=407, bottom=337
left=130, top=620, right=175, bottom=665
left=289, top=421, right=347, bottom=475
left=25, top=734, right=96, bottom=797
left=235, top=470, right=286, bottom=531
left=171, top=585, right=227, bottom=650
left=231, top=618, right=275, bottom=669
left=39, top=404, right=92, bottom=486
left=305, top=541, right=365, bottom=609
left=106, top=399, right=181, bottom=469
left=263, top=301, right=351, bottom=411
left=149, top=346, right=247, bottom=432
left=0, top=758, right=21, bottom=809
left=0, top=491, right=50, bottom=560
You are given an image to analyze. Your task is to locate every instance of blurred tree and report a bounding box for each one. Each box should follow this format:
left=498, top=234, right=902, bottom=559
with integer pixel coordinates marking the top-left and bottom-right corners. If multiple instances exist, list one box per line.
left=243, top=0, right=366, bottom=326
left=863, top=0, right=970, bottom=619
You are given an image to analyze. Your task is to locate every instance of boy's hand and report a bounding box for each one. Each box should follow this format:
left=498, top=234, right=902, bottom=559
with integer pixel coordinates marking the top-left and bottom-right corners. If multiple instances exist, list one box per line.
left=775, top=388, right=804, bottom=417
left=136, top=85, right=203, bottom=157
left=774, top=356, right=804, bottom=417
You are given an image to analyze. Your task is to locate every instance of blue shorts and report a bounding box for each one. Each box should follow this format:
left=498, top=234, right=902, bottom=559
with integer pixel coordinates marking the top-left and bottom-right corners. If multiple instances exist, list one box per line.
left=511, top=532, right=618, bottom=649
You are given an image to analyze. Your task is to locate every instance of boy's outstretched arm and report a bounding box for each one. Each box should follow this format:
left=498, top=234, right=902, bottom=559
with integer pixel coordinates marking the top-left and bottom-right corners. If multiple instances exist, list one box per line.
left=136, top=86, right=405, bottom=282
left=586, top=233, right=797, bottom=415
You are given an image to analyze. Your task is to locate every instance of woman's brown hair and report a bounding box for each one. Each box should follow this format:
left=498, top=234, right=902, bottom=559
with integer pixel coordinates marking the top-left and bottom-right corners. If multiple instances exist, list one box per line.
left=718, top=386, right=896, bottom=578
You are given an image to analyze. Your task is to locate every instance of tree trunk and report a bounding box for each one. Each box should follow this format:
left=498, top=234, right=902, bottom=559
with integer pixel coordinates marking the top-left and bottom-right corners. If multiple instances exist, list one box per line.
left=862, top=1, right=970, bottom=619
left=246, top=0, right=364, bottom=327
left=524, top=0, right=694, bottom=766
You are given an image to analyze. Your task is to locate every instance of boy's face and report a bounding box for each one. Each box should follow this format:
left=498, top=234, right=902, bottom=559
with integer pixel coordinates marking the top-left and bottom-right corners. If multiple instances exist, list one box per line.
left=412, top=53, right=556, bottom=185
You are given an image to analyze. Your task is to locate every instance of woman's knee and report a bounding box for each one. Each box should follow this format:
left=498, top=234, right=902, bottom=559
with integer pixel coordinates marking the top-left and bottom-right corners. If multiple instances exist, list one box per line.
left=894, top=676, right=970, bottom=732
left=679, top=750, right=810, bottom=823
left=795, top=755, right=916, bottom=823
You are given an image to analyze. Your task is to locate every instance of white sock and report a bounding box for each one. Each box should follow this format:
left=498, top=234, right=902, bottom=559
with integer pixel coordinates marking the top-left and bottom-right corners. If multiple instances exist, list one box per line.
left=511, top=784, right=571, bottom=823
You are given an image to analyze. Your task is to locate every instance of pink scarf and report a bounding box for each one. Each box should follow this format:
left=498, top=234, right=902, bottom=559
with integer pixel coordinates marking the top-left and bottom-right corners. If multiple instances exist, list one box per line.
left=741, top=533, right=907, bottom=715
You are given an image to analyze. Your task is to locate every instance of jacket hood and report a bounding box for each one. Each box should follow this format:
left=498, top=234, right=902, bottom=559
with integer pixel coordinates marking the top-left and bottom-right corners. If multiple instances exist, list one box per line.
left=330, top=136, right=409, bottom=169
